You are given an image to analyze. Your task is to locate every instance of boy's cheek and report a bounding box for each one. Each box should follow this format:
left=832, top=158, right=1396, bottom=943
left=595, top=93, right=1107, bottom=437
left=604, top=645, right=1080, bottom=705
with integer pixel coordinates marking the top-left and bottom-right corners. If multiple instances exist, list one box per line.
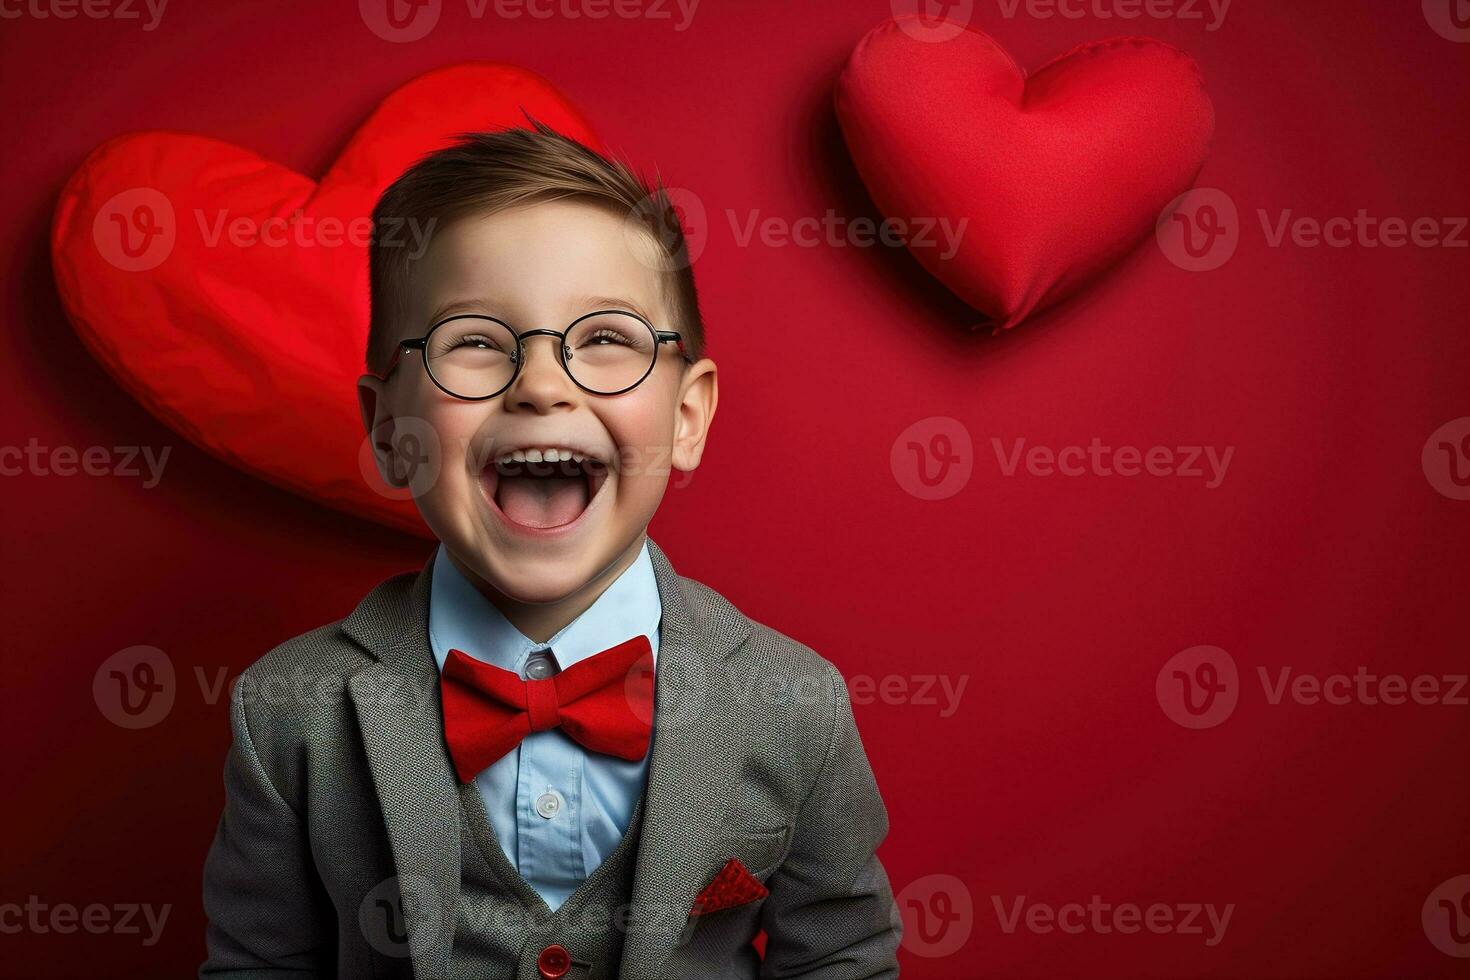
left=386, top=420, right=482, bottom=518
left=414, top=404, right=490, bottom=469
left=613, top=459, right=678, bottom=518
left=619, top=426, right=687, bottom=495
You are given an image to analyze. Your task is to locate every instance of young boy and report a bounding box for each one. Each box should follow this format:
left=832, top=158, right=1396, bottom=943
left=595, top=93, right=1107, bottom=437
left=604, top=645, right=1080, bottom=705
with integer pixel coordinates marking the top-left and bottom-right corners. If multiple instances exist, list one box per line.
left=200, top=122, right=900, bottom=978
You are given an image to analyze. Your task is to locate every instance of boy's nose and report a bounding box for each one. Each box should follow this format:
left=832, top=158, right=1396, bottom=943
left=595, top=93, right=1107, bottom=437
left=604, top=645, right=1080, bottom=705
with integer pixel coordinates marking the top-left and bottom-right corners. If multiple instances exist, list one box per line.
left=506, top=334, right=576, bottom=409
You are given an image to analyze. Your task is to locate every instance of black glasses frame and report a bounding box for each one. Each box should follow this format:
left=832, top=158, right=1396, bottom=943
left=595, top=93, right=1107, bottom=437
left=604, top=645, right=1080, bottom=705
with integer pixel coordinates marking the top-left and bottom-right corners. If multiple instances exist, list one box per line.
left=373, top=309, right=692, bottom=400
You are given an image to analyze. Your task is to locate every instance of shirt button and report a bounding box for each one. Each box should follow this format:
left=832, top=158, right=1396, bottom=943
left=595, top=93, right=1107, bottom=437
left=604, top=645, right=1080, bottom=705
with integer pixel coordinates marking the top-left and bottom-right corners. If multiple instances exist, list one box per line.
left=535, top=789, right=564, bottom=819
left=537, top=943, right=571, bottom=978
left=525, top=650, right=558, bottom=680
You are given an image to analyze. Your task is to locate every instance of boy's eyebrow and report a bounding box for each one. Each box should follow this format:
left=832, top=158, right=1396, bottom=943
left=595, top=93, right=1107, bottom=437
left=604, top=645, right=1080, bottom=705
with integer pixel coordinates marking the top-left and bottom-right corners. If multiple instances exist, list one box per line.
left=577, top=295, right=660, bottom=324
left=424, top=295, right=662, bottom=330
left=426, top=298, right=498, bottom=326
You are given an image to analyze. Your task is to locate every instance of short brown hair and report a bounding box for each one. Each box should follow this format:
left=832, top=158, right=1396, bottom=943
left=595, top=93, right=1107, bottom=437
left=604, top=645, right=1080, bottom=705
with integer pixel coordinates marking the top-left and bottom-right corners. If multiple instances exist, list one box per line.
left=366, top=120, right=704, bottom=375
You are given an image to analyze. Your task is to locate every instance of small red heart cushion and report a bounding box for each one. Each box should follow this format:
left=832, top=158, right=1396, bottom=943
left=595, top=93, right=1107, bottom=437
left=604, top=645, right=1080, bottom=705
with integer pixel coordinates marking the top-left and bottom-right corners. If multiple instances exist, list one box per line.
left=835, top=17, right=1214, bottom=330
left=51, top=63, right=600, bottom=536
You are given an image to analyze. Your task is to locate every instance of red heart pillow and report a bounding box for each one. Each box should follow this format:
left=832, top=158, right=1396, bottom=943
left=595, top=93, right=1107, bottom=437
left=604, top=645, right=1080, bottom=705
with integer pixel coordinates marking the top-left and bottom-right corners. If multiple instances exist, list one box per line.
left=50, top=64, right=599, bottom=536
left=835, top=17, right=1214, bottom=330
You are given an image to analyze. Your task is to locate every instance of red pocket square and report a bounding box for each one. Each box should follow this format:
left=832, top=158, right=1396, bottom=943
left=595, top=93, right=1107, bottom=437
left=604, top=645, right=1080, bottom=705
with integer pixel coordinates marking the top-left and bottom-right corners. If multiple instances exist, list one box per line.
left=690, top=858, right=769, bottom=916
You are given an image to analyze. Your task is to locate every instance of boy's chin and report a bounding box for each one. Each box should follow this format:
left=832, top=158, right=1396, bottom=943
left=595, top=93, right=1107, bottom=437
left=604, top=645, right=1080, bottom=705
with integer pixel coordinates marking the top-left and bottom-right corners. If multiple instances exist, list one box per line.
left=480, top=555, right=602, bottom=606
left=443, top=520, right=633, bottom=605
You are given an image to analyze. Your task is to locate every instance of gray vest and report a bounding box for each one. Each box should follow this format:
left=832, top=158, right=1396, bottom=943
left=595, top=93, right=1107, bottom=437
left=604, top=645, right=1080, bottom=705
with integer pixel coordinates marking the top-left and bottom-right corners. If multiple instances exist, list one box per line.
left=447, top=781, right=645, bottom=979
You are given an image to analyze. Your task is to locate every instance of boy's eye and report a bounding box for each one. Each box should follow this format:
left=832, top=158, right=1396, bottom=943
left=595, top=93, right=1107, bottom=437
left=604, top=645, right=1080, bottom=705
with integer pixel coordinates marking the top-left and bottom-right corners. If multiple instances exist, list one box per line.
left=441, top=333, right=506, bottom=352
left=584, top=328, right=635, bottom=347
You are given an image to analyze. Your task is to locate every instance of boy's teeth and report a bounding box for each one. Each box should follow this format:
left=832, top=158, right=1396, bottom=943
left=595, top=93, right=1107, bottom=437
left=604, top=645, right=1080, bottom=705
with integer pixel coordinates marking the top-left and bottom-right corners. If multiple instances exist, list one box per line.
left=496, top=447, right=594, bottom=465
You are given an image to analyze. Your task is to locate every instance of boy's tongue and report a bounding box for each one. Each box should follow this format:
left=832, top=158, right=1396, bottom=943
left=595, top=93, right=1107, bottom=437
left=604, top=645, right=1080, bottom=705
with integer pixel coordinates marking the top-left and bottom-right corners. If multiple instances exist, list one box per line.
left=496, top=474, right=589, bottom=528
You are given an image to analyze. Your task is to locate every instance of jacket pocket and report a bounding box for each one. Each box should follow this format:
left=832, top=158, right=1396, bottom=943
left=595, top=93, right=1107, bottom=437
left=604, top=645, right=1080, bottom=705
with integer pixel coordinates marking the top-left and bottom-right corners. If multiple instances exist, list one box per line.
left=714, top=824, right=791, bottom=880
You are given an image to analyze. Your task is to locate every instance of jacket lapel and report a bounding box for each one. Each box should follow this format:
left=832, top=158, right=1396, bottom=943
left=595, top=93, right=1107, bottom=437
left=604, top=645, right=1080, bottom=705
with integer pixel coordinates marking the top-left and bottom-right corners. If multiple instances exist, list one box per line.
left=343, top=555, right=462, bottom=980
left=620, top=539, right=753, bottom=977
left=338, top=537, right=753, bottom=980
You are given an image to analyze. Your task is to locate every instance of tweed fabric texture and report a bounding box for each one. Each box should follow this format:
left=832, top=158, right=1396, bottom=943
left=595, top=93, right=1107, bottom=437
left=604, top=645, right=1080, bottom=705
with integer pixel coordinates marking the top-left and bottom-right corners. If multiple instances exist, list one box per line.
left=201, top=537, right=901, bottom=978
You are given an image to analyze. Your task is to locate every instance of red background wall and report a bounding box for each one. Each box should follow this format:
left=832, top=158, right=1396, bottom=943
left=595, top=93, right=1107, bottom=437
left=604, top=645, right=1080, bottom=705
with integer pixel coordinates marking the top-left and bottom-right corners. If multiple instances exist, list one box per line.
left=3, top=1, right=1468, bottom=976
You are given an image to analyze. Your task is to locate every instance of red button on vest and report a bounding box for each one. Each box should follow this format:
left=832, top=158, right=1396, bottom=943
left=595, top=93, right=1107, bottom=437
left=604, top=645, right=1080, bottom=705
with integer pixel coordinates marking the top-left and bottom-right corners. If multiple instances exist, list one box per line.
left=537, top=943, right=571, bottom=979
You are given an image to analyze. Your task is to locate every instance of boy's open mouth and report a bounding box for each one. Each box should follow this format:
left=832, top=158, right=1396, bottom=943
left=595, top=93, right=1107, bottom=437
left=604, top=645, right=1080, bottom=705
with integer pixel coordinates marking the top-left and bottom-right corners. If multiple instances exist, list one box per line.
left=482, top=447, right=610, bottom=531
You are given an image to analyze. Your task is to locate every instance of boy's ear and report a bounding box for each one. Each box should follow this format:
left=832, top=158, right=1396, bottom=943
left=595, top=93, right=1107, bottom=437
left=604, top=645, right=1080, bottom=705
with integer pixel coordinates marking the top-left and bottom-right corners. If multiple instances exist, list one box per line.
left=357, top=374, right=409, bottom=489
left=671, top=357, right=718, bottom=474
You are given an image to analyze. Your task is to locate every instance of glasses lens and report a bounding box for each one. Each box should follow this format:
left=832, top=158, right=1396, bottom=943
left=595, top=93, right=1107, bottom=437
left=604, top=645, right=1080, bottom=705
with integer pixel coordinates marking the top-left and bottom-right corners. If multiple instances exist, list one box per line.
left=425, top=316, right=518, bottom=398
left=565, top=312, right=657, bottom=393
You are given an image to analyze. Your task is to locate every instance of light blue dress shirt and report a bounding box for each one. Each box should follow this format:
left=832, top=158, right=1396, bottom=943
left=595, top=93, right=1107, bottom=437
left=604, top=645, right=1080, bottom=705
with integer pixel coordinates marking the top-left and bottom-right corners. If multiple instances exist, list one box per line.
left=427, top=539, right=662, bottom=910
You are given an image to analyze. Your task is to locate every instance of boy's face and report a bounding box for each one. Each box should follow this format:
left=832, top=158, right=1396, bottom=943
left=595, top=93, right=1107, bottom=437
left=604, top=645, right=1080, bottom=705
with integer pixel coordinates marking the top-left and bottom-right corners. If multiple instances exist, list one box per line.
left=358, top=199, right=717, bottom=607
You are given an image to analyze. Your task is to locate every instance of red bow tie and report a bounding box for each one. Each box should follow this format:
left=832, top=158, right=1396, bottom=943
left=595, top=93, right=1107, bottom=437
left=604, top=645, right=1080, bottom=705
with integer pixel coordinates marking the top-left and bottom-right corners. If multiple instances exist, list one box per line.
left=440, top=635, right=655, bottom=783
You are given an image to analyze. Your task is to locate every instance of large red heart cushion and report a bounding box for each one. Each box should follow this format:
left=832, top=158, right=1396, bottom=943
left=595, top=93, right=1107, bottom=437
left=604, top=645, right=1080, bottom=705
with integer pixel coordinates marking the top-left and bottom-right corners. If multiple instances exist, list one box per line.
left=835, top=17, right=1214, bottom=330
left=51, top=64, right=600, bottom=536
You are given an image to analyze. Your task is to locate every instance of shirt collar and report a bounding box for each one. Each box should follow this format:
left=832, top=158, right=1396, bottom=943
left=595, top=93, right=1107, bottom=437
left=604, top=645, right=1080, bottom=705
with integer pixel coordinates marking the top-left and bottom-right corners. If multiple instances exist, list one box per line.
left=427, top=538, right=661, bottom=676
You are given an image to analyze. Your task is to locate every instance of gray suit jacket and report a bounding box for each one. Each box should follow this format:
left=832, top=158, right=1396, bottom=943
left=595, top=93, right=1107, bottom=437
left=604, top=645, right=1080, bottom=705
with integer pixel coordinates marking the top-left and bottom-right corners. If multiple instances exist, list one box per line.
left=201, top=537, right=901, bottom=978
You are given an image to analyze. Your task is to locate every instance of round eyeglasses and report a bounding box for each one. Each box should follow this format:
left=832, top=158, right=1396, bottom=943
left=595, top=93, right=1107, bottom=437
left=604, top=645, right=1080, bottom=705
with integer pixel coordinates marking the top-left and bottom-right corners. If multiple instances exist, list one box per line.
left=374, top=310, right=692, bottom=400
